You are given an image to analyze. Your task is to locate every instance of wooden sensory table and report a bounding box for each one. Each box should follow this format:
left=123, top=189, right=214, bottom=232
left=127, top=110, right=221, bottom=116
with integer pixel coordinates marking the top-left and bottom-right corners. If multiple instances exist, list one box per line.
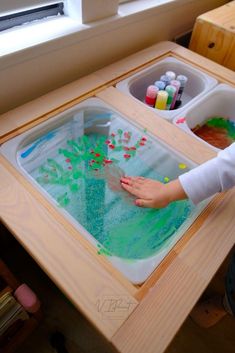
left=1, top=41, right=235, bottom=353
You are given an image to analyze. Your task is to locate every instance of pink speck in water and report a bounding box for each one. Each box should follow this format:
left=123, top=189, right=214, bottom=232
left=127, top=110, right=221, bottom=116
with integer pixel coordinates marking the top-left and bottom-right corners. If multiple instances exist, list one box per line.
left=176, top=117, right=186, bottom=124
left=109, top=144, right=115, bottom=149
left=104, top=159, right=113, bottom=164
left=124, top=154, right=131, bottom=159
left=105, top=140, right=111, bottom=145
left=124, top=132, right=131, bottom=139
left=65, top=158, right=71, bottom=163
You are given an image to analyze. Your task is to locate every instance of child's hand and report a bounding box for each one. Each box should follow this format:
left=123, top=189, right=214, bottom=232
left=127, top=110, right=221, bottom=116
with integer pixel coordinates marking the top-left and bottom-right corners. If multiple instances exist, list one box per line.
left=120, top=176, right=187, bottom=208
left=120, top=176, right=169, bottom=208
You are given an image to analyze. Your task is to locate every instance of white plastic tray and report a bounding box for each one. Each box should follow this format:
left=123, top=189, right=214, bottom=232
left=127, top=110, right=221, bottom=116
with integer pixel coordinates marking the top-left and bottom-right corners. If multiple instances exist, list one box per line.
left=173, top=84, right=235, bottom=151
left=116, top=57, right=218, bottom=121
left=1, top=97, right=208, bottom=284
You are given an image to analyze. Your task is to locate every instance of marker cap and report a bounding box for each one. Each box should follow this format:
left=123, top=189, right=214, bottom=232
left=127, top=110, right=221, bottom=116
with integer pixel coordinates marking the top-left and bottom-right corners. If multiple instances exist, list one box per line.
left=154, top=80, right=166, bottom=90
left=176, top=75, right=188, bottom=87
left=155, top=90, right=168, bottom=110
left=165, top=71, right=176, bottom=81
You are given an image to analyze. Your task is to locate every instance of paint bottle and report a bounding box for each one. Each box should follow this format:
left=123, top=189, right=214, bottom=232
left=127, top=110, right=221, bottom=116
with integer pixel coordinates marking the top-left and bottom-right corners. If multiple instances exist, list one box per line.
left=155, top=90, right=168, bottom=110
left=154, top=80, right=165, bottom=91
left=175, top=75, right=188, bottom=108
left=165, top=85, right=177, bottom=110
left=145, top=85, right=159, bottom=106
left=160, top=75, right=171, bottom=88
left=165, top=71, right=176, bottom=81
left=169, top=80, right=181, bottom=109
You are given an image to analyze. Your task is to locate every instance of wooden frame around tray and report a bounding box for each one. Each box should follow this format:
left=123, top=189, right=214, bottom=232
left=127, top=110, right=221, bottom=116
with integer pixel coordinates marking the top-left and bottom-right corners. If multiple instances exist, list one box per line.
left=1, top=41, right=235, bottom=353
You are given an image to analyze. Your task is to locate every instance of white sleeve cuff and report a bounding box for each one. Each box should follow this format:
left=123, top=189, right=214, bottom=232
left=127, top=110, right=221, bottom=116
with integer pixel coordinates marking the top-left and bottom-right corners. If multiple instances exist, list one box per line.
left=179, top=158, right=221, bottom=205
left=179, top=143, right=235, bottom=205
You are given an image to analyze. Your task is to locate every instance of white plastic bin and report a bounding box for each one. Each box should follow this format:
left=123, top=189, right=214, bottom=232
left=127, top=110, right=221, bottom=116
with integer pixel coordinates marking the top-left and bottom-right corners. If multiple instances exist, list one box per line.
left=116, top=57, right=217, bottom=121
left=173, top=84, right=235, bottom=151
left=1, top=97, right=208, bottom=284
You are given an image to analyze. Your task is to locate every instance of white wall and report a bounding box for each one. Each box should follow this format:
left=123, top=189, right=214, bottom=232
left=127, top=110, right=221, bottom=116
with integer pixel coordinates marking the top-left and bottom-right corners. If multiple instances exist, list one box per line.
left=0, top=0, right=228, bottom=114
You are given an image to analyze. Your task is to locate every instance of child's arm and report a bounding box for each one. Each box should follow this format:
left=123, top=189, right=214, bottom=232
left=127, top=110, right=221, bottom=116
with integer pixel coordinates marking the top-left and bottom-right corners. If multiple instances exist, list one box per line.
left=179, top=142, right=235, bottom=204
left=121, top=143, right=235, bottom=208
left=120, top=177, right=187, bottom=208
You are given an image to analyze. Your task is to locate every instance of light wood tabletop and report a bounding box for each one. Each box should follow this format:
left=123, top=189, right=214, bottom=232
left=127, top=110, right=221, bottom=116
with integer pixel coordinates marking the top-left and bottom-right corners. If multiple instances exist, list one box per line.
left=1, top=41, right=235, bottom=353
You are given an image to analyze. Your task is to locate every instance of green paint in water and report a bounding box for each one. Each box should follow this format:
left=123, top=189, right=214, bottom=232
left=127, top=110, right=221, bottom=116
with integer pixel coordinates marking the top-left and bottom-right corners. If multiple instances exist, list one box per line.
left=206, top=117, right=235, bottom=140
left=37, top=130, right=150, bottom=206
left=24, top=114, right=195, bottom=261
left=192, top=116, right=235, bottom=149
left=97, top=244, right=112, bottom=256
left=102, top=201, right=190, bottom=259
left=57, top=192, right=70, bottom=207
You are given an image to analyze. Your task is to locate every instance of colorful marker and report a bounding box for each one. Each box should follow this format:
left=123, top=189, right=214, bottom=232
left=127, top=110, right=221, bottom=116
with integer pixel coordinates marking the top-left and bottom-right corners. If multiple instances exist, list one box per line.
left=155, top=90, right=168, bottom=110
left=169, top=80, right=181, bottom=109
left=165, top=71, right=176, bottom=81
left=165, top=85, right=177, bottom=110
left=175, top=74, right=188, bottom=108
left=145, top=85, right=159, bottom=106
left=154, top=80, right=165, bottom=91
left=160, top=75, right=171, bottom=88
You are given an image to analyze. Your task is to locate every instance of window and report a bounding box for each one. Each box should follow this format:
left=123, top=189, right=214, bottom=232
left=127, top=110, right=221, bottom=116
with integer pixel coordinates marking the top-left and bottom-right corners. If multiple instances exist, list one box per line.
left=0, top=0, right=160, bottom=56
left=0, top=1, right=62, bottom=16
left=0, top=1, right=123, bottom=30
left=0, top=2, right=64, bottom=32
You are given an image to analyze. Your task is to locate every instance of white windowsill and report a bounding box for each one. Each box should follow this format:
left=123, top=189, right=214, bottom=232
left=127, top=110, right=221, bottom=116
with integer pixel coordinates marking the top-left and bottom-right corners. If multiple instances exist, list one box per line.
left=0, top=0, right=191, bottom=67
left=0, top=16, right=83, bottom=57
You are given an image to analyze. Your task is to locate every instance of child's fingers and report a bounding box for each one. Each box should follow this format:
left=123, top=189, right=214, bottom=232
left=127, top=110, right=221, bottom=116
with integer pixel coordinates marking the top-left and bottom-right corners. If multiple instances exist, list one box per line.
left=135, top=198, right=155, bottom=208
left=122, top=175, right=132, bottom=180
left=121, top=176, right=145, bottom=186
left=121, top=182, right=142, bottom=197
left=120, top=177, right=131, bottom=185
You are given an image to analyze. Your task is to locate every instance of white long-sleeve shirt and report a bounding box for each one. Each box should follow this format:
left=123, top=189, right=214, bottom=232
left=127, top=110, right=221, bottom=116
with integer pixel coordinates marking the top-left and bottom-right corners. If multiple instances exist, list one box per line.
left=179, top=143, right=235, bottom=205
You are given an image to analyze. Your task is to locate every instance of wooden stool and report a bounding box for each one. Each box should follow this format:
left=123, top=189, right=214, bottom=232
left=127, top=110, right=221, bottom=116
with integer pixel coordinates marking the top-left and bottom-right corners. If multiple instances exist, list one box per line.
left=189, top=1, right=235, bottom=71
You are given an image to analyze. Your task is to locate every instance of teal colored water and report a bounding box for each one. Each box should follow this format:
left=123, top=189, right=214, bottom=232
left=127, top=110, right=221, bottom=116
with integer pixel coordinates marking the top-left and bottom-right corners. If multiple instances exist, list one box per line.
left=20, top=109, right=195, bottom=260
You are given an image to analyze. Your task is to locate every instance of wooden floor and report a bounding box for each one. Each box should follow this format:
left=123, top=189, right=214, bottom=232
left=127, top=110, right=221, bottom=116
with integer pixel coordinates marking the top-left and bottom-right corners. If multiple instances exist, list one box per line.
left=1, top=223, right=235, bottom=353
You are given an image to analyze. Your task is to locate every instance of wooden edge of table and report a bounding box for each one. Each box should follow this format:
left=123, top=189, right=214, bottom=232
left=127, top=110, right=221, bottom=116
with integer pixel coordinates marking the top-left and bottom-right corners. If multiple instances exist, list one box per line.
left=0, top=41, right=177, bottom=144
left=136, top=192, right=225, bottom=301
left=0, top=159, right=138, bottom=341
left=171, top=46, right=235, bottom=85
left=111, top=189, right=235, bottom=353
left=96, top=86, right=217, bottom=165
left=2, top=40, right=235, bottom=146
left=1, top=40, right=235, bottom=352
left=93, top=41, right=178, bottom=84
left=0, top=154, right=138, bottom=297
left=0, top=73, right=107, bottom=144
